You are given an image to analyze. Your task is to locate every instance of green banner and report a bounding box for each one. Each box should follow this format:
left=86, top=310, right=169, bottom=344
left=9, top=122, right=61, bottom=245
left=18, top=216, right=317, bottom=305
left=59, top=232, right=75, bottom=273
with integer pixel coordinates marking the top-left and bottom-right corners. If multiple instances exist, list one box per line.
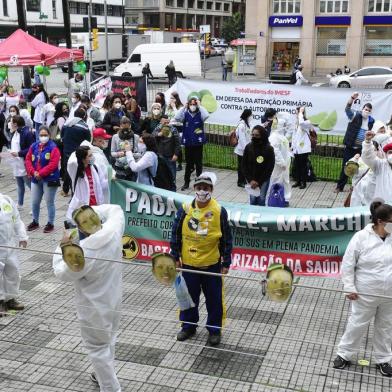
left=110, top=180, right=370, bottom=276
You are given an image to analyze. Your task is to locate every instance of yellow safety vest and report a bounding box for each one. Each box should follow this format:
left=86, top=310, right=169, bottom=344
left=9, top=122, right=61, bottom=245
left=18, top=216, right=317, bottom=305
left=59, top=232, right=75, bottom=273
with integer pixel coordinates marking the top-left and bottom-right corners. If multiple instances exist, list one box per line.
left=181, top=198, right=222, bottom=268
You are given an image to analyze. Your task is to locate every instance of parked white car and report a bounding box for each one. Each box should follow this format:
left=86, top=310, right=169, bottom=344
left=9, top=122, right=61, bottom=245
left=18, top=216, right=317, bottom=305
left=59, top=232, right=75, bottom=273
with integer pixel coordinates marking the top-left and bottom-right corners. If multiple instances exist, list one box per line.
left=329, top=66, right=392, bottom=89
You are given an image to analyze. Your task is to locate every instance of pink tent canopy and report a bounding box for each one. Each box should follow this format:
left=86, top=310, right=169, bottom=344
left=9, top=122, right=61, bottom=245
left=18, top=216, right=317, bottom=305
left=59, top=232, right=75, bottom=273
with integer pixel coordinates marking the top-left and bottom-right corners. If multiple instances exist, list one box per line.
left=0, top=29, right=84, bottom=66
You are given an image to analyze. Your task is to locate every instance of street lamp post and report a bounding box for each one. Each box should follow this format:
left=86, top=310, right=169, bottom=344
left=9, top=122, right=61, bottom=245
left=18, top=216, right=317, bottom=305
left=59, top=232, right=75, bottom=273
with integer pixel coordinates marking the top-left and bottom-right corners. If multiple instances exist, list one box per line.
left=224, top=47, right=235, bottom=81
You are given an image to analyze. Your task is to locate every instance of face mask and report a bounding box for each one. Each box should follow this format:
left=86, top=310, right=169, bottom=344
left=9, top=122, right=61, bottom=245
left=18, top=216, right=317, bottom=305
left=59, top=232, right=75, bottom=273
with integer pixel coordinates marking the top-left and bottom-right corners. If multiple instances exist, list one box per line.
left=114, top=102, right=122, bottom=109
left=387, top=155, right=392, bottom=164
left=9, top=111, right=16, bottom=117
left=88, top=156, right=95, bottom=165
left=362, top=110, right=370, bottom=119
left=189, top=105, right=197, bottom=112
left=152, top=109, right=161, bottom=116
left=101, top=141, right=109, bottom=150
left=195, top=190, right=211, bottom=203
left=71, top=98, right=78, bottom=104
left=384, top=222, right=392, bottom=234
left=138, top=142, right=146, bottom=154
left=53, top=98, right=59, bottom=105
left=39, top=136, right=49, bottom=144
left=252, top=137, right=262, bottom=143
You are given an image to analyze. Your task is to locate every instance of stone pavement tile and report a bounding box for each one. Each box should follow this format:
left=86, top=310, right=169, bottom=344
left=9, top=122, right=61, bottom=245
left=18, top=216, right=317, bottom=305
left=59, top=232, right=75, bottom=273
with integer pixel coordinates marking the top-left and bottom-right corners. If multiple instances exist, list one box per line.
left=0, top=379, right=33, bottom=391
left=250, top=385, right=288, bottom=392
left=13, top=363, right=53, bottom=384
left=29, top=385, right=68, bottom=392
left=177, top=372, right=218, bottom=392
left=159, top=352, right=197, bottom=371
left=45, top=334, right=82, bottom=352
left=137, top=383, right=176, bottom=392
left=115, top=342, right=168, bottom=366
left=35, top=367, right=82, bottom=389
left=147, top=367, right=187, bottom=389
left=0, top=326, right=37, bottom=344
left=66, top=372, right=101, bottom=392
left=214, top=378, right=252, bottom=392
left=142, top=333, right=176, bottom=351
left=18, top=329, right=58, bottom=348
left=117, top=362, right=156, bottom=382
left=29, top=348, right=70, bottom=368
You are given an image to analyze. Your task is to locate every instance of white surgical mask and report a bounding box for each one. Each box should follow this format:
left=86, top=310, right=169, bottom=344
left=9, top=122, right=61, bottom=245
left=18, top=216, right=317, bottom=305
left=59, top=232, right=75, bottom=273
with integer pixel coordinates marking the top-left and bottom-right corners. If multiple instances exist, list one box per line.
left=387, top=155, right=392, bottom=164
left=114, top=102, right=122, bottom=109
left=189, top=105, right=197, bottom=112
left=138, top=142, right=146, bottom=154
left=384, top=222, right=392, bottom=234
left=39, top=136, right=49, bottom=144
left=195, top=190, right=211, bottom=203
left=88, top=156, right=95, bottom=165
left=53, top=98, right=59, bottom=105
left=71, top=98, right=78, bottom=104
left=152, top=109, right=161, bottom=116
left=362, top=110, right=370, bottom=119
left=9, top=111, right=16, bottom=117
left=101, top=141, right=109, bottom=150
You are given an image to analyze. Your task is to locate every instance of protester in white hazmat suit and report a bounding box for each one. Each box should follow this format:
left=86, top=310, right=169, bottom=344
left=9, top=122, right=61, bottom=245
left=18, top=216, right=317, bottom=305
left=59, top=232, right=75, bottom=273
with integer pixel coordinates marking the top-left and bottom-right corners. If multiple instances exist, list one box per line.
left=267, top=113, right=292, bottom=205
left=0, top=193, right=28, bottom=315
left=361, top=131, right=392, bottom=204
left=53, top=204, right=125, bottom=391
left=334, top=200, right=392, bottom=377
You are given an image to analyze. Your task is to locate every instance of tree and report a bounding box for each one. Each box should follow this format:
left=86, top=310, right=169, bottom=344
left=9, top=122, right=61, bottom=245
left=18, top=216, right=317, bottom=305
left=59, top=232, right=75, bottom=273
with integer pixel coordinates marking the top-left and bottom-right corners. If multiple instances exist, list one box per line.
left=221, top=12, right=244, bottom=44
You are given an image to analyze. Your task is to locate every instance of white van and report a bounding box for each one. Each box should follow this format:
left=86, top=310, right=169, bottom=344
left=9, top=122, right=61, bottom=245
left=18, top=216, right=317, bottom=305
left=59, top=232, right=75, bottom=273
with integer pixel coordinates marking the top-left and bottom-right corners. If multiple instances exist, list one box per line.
left=113, top=43, right=201, bottom=78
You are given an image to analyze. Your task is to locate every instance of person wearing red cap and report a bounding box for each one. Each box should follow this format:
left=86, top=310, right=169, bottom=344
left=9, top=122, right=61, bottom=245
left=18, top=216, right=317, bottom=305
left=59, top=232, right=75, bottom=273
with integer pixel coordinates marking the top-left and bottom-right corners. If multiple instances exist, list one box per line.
left=362, top=130, right=392, bottom=203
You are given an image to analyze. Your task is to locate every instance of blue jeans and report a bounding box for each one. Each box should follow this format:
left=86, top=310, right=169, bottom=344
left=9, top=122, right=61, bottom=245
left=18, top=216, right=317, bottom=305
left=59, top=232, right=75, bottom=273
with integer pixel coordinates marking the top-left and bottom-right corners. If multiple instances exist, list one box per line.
left=31, top=180, right=57, bottom=224
left=34, top=122, right=42, bottom=141
left=249, top=180, right=270, bottom=206
left=15, top=176, right=31, bottom=206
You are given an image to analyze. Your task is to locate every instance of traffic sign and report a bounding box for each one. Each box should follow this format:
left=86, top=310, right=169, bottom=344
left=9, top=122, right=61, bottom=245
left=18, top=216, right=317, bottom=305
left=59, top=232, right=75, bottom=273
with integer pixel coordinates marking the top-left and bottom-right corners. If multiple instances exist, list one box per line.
left=199, top=25, right=210, bottom=34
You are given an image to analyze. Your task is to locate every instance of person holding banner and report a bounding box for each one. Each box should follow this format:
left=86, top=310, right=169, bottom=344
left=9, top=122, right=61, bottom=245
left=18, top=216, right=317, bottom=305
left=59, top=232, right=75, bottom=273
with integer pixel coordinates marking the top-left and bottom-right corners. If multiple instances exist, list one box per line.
left=175, top=97, right=209, bottom=191
left=53, top=204, right=125, bottom=390
left=334, top=200, right=392, bottom=377
left=170, top=172, right=232, bottom=346
left=242, top=125, right=275, bottom=206
left=335, top=93, right=375, bottom=193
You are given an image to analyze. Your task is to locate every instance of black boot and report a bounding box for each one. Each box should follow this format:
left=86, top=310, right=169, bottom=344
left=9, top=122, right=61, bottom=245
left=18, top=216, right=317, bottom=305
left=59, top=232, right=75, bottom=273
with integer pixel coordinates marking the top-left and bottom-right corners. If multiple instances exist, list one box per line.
left=299, top=182, right=306, bottom=189
left=292, top=182, right=301, bottom=188
left=181, top=183, right=189, bottom=191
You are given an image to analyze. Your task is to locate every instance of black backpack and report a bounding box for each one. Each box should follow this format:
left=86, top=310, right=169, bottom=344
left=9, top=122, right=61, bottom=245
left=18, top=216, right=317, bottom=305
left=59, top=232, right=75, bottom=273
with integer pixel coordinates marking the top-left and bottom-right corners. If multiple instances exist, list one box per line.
left=148, top=155, right=175, bottom=191
left=290, top=70, right=298, bottom=84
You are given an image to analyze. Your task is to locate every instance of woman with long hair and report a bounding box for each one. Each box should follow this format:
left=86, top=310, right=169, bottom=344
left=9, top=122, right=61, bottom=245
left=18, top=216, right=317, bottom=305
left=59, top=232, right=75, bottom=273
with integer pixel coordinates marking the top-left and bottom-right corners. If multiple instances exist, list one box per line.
left=102, top=94, right=132, bottom=136
left=125, top=133, right=158, bottom=185
left=25, top=126, right=61, bottom=233
left=30, top=83, right=49, bottom=139
left=66, top=145, right=107, bottom=221
left=234, top=109, right=252, bottom=187
left=167, top=92, right=184, bottom=171
left=3, top=105, right=20, bottom=147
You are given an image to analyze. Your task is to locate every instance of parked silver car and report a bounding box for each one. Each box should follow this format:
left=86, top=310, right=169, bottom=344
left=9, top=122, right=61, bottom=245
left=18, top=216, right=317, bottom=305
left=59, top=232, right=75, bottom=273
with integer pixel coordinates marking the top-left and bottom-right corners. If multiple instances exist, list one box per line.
left=329, top=66, right=392, bottom=89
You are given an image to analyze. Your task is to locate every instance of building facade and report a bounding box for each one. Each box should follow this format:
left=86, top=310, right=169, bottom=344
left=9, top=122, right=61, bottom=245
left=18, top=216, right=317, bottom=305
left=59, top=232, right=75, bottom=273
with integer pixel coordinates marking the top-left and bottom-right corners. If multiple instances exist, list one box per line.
left=245, top=0, right=392, bottom=78
left=125, top=0, right=245, bottom=37
left=0, top=0, right=124, bottom=42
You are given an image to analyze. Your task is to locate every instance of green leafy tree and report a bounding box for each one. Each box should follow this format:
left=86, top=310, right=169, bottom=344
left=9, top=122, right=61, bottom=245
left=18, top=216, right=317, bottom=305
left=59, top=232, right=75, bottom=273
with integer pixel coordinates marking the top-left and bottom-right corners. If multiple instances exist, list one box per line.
left=221, top=12, right=245, bottom=43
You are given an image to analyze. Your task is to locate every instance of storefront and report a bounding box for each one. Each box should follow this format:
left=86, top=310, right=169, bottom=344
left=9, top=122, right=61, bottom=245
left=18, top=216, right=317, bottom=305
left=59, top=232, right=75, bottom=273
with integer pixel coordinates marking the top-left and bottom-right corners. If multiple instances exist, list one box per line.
left=268, top=15, right=303, bottom=79
left=231, top=39, right=257, bottom=75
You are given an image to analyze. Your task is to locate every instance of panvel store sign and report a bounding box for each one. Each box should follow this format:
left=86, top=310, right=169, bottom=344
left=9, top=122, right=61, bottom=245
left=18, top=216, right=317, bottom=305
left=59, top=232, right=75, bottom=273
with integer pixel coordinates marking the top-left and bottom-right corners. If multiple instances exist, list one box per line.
left=269, top=15, right=303, bottom=27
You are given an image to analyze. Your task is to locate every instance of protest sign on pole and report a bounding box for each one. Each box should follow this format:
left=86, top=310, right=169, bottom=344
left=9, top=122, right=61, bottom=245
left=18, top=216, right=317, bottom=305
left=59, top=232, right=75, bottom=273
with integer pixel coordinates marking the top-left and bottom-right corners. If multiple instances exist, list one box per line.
left=111, top=180, right=370, bottom=277
left=89, top=72, right=112, bottom=108
left=111, top=75, right=147, bottom=112
left=167, top=79, right=392, bottom=136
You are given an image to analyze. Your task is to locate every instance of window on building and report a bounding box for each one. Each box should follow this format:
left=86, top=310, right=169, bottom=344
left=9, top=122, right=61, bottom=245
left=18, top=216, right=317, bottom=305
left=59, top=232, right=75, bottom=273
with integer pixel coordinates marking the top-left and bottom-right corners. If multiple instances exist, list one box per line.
left=52, top=0, right=57, bottom=18
left=207, top=1, right=212, bottom=9
left=368, top=0, right=392, bottom=12
left=177, top=0, right=184, bottom=6
left=26, top=0, right=41, bottom=12
left=197, top=1, right=204, bottom=9
left=365, top=26, right=392, bottom=55
left=79, top=2, right=88, bottom=14
left=316, top=27, right=347, bottom=55
left=272, top=0, right=301, bottom=14
left=215, top=2, right=221, bottom=10
left=93, top=3, right=104, bottom=15
left=69, top=1, right=78, bottom=14
left=319, top=1, right=349, bottom=13
left=166, top=0, right=174, bottom=6
left=188, top=0, right=195, bottom=8
left=224, top=2, right=230, bottom=12
left=3, top=0, right=8, bottom=16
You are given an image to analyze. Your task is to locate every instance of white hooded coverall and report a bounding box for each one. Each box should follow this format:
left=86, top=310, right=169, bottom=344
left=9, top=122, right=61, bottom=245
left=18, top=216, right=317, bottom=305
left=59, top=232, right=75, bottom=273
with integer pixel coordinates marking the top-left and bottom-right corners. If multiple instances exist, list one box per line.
left=53, top=204, right=125, bottom=392
left=268, top=116, right=292, bottom=202
left=0, top=194, right=28, bottom=302
left=337, top=224, right=392, bottom=364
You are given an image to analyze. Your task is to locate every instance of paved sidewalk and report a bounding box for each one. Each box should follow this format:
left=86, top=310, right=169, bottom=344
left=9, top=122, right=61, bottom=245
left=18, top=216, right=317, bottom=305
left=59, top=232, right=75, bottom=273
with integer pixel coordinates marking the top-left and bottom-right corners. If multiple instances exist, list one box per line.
left=0, top=164, right=387, bottom=392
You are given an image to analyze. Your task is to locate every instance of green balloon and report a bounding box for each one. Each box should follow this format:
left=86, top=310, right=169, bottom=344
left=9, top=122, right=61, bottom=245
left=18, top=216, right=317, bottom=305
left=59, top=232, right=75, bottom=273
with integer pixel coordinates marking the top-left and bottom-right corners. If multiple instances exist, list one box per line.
left=80, top=63, right=86, bottom=71
left=0, top=71, right=6, bottom=79
left=35, top=65, right=44, bottom=75
left=73, top=63, right=80, bottom=72
left=44, top=67, right=50, bottom=76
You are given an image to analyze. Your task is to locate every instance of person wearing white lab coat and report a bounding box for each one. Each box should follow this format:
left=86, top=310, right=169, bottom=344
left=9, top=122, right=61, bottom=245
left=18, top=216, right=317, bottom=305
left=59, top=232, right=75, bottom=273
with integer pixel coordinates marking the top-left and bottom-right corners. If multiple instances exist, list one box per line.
left=0, top=193, right=28, bottom=315
left=66, top=146, right=107, bottom=221
left=291, top=107, right=313, bottom=189
left=53, top=204, right=124, bottom=390
left=361, top=131, right=392, bottom=204
left=333, top=200, right=392, bottom=377
left=267, top=114, right=292, bottom=205
left=234, top=109, right=252, bottom=187
left=295, top=65, right=308, bottom=86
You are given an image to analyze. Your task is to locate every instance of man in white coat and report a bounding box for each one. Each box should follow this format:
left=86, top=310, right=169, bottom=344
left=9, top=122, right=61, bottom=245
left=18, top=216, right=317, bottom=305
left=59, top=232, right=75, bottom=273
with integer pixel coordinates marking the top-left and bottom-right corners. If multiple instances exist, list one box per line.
left=0, top=193, right=28, bottom=315
left=268, top=114, right=292, bottom=206
left=53, top=204, right=125, bottom=391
